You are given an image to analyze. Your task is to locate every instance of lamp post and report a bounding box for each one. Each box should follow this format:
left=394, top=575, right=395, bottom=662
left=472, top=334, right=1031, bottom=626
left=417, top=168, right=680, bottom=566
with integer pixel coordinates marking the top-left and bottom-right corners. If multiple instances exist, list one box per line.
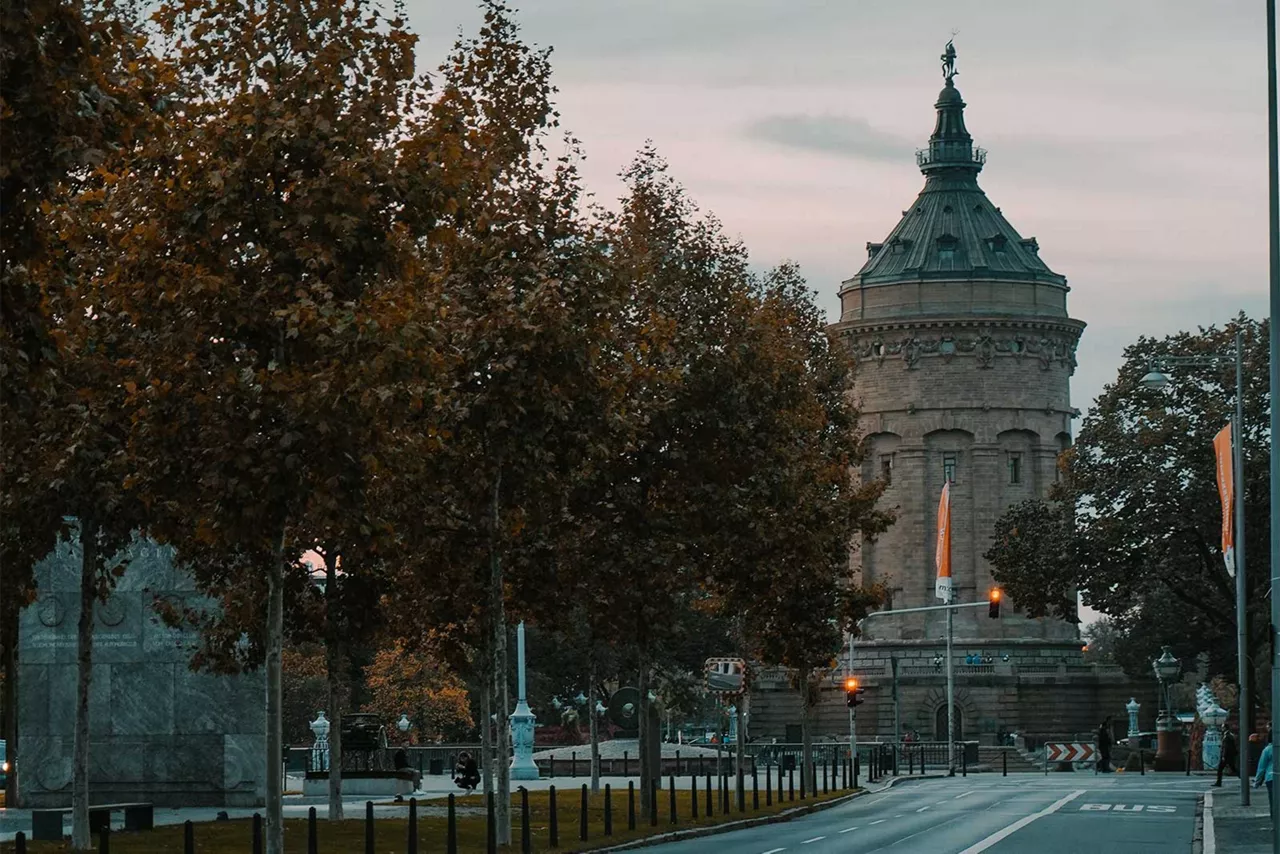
left=1126, top=698, right=1141, bottom=742
left=397, top=713, right=412, bottom=744
left=1140, top=337, right=1248, bottom=800
left=510, top=622, right=539, bottom=780
left=1202, top=703, right=1229, bottom=774
left=1264, top=4, right=1279, bottom=854
left=1152, top=647, right=1183, bottom=771
left=309, top=711, right=331, bottom=772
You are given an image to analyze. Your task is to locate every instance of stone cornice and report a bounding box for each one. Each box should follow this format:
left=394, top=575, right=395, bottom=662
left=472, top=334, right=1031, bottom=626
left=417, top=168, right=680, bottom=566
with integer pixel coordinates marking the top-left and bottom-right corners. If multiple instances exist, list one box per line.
left=830, top=317, right=1085, bottom=374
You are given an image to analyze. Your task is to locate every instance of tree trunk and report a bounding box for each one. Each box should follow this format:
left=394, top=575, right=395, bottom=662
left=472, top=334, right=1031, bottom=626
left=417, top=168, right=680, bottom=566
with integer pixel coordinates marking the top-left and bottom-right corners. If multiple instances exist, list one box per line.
left=638, top=661, right=650, bottom=812
left=799, top=677, right=813, bottom=797
left=589, top=664, right=600, bottom=793
left=735, top=694, right=746, bottom=786
left=71, top=516, right=99, bottom=852
left=3, top=605, right=18, bottom=805
left=265, top=530, right=286, bottom=854
left=488, top=468, right=510, bottom=845
left=323, top=550, right=344, bottom=820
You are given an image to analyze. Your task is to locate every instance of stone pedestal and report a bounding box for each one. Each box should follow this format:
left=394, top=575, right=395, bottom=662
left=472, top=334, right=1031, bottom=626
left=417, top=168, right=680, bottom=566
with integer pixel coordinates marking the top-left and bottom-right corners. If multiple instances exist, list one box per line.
left=1154, top=714, right=1184, bottom=772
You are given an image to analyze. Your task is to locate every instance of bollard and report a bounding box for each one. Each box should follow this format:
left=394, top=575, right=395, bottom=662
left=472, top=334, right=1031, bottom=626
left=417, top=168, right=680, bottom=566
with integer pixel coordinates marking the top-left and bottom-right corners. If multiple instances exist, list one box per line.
left=623, top=751, right=628, bottom=777
left=691, top=774, right=699, bottom=819
left=1003, top=751, right=1008, bottom=777
left=649, top=778, right=659, bottom=826
left=253, top=812, right=263, bottom=854
left=893, top=746, right=899, bottom=776
left=520, top=787, right=532, bottom=854
left=308, top=806, right=318, bottom=854
left=99, top=825, right=110, bottom=854
left=1140, top=749, right=1145, bottom=776
left=571, top=751, right=577, bottom=778
left=854, top=753, right=860, bottom=788
left=706, top=774, right=713, bottom=817
left=676, top=750, right=682, bottom=776
left=962, top=748, right=967, bottom=778
left=448, top=794, right=459, bottom=854
left=487, top=791, right=496, bottom=854
left=548, top=786, right=559, bottom=848
left=184, top=822, right=194, bottom=854
left=604, top=783, right=613, bottom=836
left=15, top=831, right=26, bottom=854
left=766, top=763, right=773, bottom=806
left=752, top=766, right=759, bottom=810
left=789, top=767, right=795, bottom=801
left=738, top=769, right=745, bottom=812
left=409, top=798, right=418, bottom=854
left=909, top=749, right=915, bottom=775
left=580, top=784, right=589, bottom=842
left=800, top=762, right=807, bottom=800
left=365, top=801, right=375, bottom=854
left=669, top=776, right=678, bottom=824
left=823, top=758, right=829, bottom=793
left=628, top=781, right=637, bottom=830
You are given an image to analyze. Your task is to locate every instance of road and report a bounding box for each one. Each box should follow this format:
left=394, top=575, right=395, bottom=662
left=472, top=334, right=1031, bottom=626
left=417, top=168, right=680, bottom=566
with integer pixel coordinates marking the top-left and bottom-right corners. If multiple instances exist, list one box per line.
left=644, top=772, right=1212, bottom=854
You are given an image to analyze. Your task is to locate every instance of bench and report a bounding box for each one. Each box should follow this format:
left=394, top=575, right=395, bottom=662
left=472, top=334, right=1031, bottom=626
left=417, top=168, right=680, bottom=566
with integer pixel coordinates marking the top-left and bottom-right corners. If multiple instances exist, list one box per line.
left=31, top=802, right=154, bottom=841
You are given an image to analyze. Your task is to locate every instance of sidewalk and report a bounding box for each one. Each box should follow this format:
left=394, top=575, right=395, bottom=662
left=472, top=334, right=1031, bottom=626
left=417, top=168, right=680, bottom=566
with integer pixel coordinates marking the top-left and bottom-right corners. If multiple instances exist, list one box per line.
left=1209, top=786, right=1272, bottom=853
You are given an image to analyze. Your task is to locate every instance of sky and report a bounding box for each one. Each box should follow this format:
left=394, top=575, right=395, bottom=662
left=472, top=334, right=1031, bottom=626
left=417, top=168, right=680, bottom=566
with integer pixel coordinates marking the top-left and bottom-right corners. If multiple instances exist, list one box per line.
left=397, top=2, right=1278, bottom=630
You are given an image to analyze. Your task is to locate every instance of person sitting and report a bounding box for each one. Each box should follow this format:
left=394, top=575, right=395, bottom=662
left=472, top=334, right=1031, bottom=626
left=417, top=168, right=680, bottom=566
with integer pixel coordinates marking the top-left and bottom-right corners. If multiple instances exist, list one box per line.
left=454, top=751, right=481, bottom=792
left=393, top=748, right=422, bottom=791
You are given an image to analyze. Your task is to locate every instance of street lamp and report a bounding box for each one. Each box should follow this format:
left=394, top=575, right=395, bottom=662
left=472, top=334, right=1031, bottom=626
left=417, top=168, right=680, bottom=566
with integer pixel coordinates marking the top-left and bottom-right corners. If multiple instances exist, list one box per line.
left=397, top=713, right=412, bottom=735
left=1152, top=646, right=1184, bottom=771
left=1140, top=339, right=1248, bottom=800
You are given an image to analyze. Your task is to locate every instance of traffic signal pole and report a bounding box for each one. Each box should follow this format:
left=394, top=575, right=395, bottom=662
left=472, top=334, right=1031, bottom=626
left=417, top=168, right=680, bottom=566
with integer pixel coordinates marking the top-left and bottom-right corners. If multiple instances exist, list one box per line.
left=851, top=597, right=999, bottom=778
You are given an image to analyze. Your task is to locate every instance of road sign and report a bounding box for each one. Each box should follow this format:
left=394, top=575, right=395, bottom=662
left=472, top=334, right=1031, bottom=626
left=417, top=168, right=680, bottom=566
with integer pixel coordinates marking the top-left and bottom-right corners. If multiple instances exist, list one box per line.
left=704, top=657, right=746, bottom=696
left=1044, top=742, right=1097, bottom=763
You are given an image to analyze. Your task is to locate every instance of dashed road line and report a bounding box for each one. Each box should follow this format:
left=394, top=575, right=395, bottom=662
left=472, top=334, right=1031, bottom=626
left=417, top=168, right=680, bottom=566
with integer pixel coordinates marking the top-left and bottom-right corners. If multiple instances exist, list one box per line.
left=761, top=848, right=786, bottom=854
left=870, top=818, right=887, bottom=825
left=839, top=826, right=859, bottom=834
left=801, top=837, right=826, bottom=845
left=917, top=805, right=931, bottom=812
left=955, top=790, right=976, bottom=799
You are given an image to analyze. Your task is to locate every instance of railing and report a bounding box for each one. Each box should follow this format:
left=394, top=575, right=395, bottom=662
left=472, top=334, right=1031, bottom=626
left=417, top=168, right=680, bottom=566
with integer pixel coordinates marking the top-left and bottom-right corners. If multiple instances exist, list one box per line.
left=915, top=145, right=987, bottom=168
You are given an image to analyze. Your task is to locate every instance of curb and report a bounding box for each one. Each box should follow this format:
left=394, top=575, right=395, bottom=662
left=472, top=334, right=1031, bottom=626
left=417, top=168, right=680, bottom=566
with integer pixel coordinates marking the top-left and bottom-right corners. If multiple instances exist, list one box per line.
left=1192, top=792, right=1206, bottom=854
left=586, top=775, right=936, bottom=852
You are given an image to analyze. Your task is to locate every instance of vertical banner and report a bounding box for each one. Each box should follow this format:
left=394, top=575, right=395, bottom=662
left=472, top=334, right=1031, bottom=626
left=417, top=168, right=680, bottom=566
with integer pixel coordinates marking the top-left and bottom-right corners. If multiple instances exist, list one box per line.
left=935, top=481, right=953, bottom=602
left=1213, top=423, right=1236, bottom=577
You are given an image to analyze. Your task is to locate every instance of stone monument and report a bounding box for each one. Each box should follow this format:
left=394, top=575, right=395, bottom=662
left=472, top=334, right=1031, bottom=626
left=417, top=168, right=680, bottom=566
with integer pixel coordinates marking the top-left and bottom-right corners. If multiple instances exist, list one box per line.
left=17, top=533, right=265, bottom=808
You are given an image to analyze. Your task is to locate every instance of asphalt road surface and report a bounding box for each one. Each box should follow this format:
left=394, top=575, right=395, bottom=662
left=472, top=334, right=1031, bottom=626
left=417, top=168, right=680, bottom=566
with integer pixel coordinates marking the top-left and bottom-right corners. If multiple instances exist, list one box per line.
left=644, top=773, right=1212, bottom=854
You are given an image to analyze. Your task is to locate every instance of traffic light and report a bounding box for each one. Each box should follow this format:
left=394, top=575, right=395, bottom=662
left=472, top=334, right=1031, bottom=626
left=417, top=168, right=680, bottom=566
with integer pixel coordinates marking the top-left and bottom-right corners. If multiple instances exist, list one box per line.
left=988, top=587, right=1002, bottom=619
left=844, top=677, right=865, bottom=707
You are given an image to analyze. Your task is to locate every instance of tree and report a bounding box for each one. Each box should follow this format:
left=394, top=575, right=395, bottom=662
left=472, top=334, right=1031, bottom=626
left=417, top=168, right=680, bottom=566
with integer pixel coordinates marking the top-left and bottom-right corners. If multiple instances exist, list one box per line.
left=986, top=317, right=1271, bottom=716
left=361, top=642, right=473, bottom=742
left=64, top=1, right=435, bottom=848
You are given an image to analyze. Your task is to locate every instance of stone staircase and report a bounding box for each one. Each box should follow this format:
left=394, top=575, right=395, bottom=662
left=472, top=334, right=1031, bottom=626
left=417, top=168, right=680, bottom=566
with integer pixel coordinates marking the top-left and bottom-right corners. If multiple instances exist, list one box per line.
left=975, top=746, right=1041, bottom=773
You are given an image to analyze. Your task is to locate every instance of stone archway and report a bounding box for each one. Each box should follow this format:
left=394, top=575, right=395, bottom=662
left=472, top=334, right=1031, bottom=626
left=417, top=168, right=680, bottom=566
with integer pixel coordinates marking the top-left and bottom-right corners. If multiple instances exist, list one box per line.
left=935, top=704, right=963, bottom=741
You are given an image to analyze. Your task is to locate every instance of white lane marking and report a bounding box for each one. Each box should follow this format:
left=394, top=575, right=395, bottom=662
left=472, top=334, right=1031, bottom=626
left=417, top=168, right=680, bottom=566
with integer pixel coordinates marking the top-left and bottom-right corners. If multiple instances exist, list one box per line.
left=801, top=837, right=825, bottom=845
left=1204, top=792, right=1216, bottom=854
left=894, top=814, right=903, bottom=818
left=839, top=826, right=859, bottom=834
left=870, top=818, right=886, bottom=825
left=956, top=789, right=1086, bottom=854
left=916, top=805, right=931, bottom=812
left=762, top=848, right=787, bottom=854
left=955, top=790, right=976, bottom=799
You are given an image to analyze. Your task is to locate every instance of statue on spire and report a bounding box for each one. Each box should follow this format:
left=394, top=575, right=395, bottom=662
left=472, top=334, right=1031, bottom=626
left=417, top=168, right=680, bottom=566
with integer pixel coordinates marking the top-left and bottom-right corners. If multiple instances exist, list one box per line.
left=941, top=38, right=958, bottom=84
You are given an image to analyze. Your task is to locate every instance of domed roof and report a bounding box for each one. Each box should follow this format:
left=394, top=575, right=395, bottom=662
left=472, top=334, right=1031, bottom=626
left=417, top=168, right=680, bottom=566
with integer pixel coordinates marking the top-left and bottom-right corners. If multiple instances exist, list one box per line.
left=846, top=52, right=1066, bottom=288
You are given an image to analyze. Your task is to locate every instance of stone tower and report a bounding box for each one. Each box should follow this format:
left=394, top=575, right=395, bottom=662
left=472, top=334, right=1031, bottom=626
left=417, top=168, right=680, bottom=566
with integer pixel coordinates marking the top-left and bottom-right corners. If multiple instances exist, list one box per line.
left=749, top=49, right=1149, bottom=746
left=829, top=49, right=1085, bottom=647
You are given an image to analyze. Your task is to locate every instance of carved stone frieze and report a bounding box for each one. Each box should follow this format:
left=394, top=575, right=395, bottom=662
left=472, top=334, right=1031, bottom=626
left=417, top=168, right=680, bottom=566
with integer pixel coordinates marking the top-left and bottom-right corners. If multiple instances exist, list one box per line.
left=849, top=327, right=1079, bottom=373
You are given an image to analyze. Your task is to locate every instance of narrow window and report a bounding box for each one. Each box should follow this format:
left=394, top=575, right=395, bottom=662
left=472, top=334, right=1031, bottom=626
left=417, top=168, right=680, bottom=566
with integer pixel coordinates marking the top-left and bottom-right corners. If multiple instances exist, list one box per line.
left=943, top=453, right=957, bottom=484
left=1008, top=453, right=1022, bottom=485
left=880, top=454, right=894, bottom=485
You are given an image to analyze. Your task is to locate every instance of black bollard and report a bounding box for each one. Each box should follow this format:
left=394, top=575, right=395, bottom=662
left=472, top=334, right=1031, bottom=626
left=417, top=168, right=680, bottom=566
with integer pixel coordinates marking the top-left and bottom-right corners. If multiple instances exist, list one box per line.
left=628, top=781, right=637, bottom=831
left=15, top=832, right=26, bottom=854
left=99, top=825, right=110, bottom=854
left=649, top=778, right=658, bottom=826
left=548, top=786, right=559, bottom=848
left=365, top=801, right=375, bottom=854
left=800, top=762, right=806, bottom=800
left=909, top=749, right=914, bottom=775
left=448, top=794, right=459, bottom=854
left=854, top=753, right=860, bottom=788
left=580, top=784, right=589, bottom=842
left=571, top=751, right=577, bottom=778
left=184, top=821, right=194, bottom=854
left=604, top=783, right=613, bottom=836
left=1140, top=749, right=1145, bottom=776
left=409, top=797, right=418, bottom=854
left=676, top=751, right=682, bottom=776
left=789, top=767, right=795, bottom=801
left=766, top=763, right=773, bottom=806
left=738, top=769, right=745, bottom=812
left=520, top=787, right=532, bottom=854
left=752, top=766, right=759, bottom=810
left=253, top=812, right=263, bottom=854
left=487, top=791, right=496, bottom=854
left=823, top=758, right=829, bottom=793
left=669, top=776, right=678, bottom=824
left=623, top=751, right=629, bottom=777
left=308, top=806, right=318, bottom=854
left=722, top=774, right=729, bottom=814
left=962, top=748, right=967, bottom=778
left=1003, top=751, right=1008, bottom=777
left=706, top=774, right=713, bottom=817
left=691, top=774, right=699, bottom=819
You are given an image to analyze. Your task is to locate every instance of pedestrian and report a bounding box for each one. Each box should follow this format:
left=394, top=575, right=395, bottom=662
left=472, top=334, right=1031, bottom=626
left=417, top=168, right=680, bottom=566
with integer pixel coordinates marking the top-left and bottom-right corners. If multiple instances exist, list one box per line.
left=1216, top=723, right=1240, bottom=787
left=1253, top=726, right=1274, bottom=821
left=1097, top=716, right=1113, bottom=773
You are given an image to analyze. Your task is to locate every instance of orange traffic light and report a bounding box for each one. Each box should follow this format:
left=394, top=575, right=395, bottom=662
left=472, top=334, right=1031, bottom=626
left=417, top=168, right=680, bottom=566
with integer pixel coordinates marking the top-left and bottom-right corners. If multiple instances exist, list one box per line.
left=845, top=677, right=858, bottom=691
left=988, top=588, right=1002, bottom=619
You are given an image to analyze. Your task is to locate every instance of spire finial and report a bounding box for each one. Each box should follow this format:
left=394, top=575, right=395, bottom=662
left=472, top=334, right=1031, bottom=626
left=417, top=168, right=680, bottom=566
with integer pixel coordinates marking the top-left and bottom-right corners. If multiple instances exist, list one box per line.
left=941, top=33, right=958, bottom=85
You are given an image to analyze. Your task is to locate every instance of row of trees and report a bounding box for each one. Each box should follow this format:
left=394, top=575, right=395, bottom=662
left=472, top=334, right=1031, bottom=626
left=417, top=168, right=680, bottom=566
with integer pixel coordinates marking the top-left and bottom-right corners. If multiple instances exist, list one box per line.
left=1, top=1, right=892, bottom=851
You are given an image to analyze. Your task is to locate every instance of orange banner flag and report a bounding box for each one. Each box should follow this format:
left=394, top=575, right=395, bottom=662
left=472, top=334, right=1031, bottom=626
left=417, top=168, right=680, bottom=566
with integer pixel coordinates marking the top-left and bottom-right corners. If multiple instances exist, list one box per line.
left=935, top=481, right=953, bottom=602
left=1213, top=423, right=1235, bottom=577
